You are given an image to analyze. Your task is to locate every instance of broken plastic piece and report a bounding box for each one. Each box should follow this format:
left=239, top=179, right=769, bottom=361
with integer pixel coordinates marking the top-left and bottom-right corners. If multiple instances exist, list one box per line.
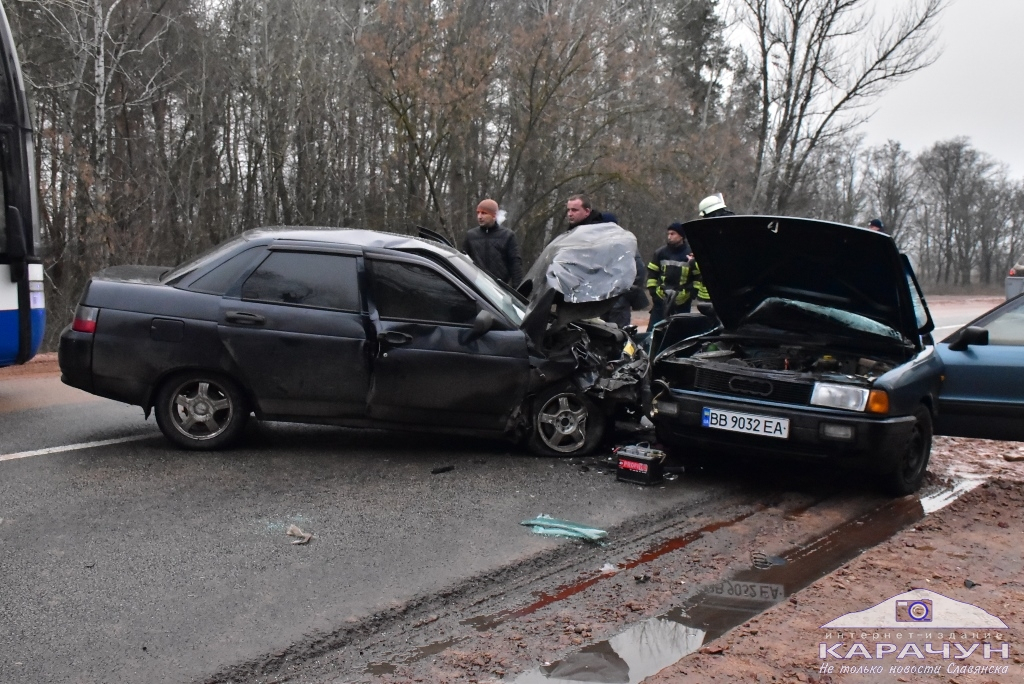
left=964, top=579, right=979, bottom=589
left=520, top=514, right=608, bottom=542
left=286, top=524, right=313, bottom=545
left=431, top=465, right=455, bottom=474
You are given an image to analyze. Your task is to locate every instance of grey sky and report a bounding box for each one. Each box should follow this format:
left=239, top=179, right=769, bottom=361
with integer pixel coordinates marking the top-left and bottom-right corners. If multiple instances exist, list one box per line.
left=859, top=0, right=1024, bottom=178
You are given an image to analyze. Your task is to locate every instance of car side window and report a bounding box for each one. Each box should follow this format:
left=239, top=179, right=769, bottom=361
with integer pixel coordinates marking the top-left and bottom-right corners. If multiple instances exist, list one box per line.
left=241, top=251, right=359, bottom=311
left=977, top=297, right=1024, bottom=346
left=187, top=247, right=266, bottom=295
left=369, top=260, right=478, bottom=325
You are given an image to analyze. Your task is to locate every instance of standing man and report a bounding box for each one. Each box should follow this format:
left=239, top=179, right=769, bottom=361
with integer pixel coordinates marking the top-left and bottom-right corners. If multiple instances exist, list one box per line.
left=645, top=223, right=694, bottom=329
left=463, top=198, right=523, bottom=288
left=565, top=194, right=613, bottom=230
left=867, top=218, right=887, bottom=233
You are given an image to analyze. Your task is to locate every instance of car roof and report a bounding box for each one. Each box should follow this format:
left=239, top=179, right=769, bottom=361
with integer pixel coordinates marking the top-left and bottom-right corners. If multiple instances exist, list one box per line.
left=242, top=226, right=459, bottom=258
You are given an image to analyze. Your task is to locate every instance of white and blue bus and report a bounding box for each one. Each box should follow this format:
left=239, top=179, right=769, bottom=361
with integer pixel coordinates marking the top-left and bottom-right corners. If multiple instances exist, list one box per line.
left=0, top=2, right=42, bottom=368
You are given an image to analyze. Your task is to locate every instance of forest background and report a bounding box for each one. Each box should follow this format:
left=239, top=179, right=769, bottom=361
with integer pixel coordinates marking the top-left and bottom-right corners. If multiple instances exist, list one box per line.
left=9, top=0, right=1022, bottom=347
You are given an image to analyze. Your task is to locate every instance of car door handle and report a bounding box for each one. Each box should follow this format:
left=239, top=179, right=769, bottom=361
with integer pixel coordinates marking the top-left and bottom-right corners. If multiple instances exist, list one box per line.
left=225, top=311, right=266, bottom=326
left=379, top=331, right=412, bottom=345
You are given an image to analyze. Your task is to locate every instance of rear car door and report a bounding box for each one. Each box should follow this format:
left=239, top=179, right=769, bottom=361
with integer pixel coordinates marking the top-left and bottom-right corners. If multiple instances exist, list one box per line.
left=935, top=295, right=1024, bottom=441
left=364, top=256, right=529, bottom=430
left=218, top=248, right=370, bottom=418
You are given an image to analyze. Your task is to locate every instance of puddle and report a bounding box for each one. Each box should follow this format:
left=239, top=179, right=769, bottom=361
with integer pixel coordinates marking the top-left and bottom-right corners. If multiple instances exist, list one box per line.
left=464, top=507, right=764, bottom=632
left=512, top=493, right=930, bottom=683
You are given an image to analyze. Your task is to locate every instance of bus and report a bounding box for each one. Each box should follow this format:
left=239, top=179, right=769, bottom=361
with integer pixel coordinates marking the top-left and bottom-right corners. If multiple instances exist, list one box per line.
left=0, top=1, right=42, bottom=368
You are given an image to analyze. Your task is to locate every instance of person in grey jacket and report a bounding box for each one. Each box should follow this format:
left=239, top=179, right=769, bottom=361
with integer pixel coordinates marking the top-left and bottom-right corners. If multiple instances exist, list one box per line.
left=462, top=199, right=523, bottom=287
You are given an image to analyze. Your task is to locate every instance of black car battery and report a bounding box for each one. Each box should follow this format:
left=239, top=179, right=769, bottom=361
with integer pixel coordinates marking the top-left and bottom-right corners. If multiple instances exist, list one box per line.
left=615, top=444, right=666, bottom=485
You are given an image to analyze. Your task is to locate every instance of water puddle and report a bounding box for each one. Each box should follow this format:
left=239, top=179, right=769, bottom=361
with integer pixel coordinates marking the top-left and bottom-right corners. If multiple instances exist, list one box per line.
left=512, top=493, right=932, bottom=683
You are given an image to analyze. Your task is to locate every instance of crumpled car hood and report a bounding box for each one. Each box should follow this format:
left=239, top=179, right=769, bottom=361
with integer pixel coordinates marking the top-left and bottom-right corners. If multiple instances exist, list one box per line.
left=519, top=223, right=638, bottom=342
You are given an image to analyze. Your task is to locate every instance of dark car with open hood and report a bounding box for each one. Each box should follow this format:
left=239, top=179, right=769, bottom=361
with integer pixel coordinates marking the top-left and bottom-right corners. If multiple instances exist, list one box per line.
left=650, top=216, right=946, bottom=495
left=58, top=226, right=647, bottom=455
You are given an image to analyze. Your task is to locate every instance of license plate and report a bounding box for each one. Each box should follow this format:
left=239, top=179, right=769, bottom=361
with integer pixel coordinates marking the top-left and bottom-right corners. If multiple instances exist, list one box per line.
left=702, top=407, right=789, bottom=438
left=707, top=580, right=786, bottom=602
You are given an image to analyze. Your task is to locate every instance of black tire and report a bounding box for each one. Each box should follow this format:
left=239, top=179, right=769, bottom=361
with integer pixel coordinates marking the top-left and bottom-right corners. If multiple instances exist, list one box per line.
left=154, top=372, right=249, bottom=450
left=527, top=384, right=605, bottom=457
left=881, top=406, right=932, bottom=496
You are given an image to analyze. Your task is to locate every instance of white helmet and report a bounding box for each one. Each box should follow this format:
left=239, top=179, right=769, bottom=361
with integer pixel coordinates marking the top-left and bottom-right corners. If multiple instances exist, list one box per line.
left=698, top=193, right=727, bottom=217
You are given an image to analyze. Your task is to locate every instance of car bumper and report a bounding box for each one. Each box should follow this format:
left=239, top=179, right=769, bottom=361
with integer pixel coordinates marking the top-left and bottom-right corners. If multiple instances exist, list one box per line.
left=58, top=325, right=94, bottom=393
left=652, top=389, right=916, bottom=471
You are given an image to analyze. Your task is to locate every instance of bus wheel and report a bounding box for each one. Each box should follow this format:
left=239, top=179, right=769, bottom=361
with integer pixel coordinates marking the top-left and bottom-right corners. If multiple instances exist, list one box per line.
left=154, top=373, right=248, bottom=450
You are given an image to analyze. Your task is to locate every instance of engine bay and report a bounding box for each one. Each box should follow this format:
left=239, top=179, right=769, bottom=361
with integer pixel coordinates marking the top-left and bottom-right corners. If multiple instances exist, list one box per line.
left=674, top=337, right=896, bottom=381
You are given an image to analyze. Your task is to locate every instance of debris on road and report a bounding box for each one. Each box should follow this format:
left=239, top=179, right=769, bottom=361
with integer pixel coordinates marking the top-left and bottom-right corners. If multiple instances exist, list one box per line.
left=1004, top=452, right=1024, bottom=462
left=286, top=524, right=313, bottom=545
left=963, top=578, right=979, bottom=588
left=520, top=514, right=608, bottom=542
left=431, top=465, right=455, bottom=475
left=614, top=443, right=666, bottom=485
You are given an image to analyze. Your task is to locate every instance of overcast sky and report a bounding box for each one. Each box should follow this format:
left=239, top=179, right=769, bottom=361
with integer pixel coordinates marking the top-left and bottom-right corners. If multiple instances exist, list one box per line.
left=859, top=0, right=1024, bottom=177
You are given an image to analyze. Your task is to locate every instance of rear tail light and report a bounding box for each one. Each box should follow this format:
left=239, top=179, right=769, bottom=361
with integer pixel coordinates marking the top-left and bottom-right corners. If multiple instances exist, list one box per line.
left=72, top=305, right=99, bottom=334
left=1011, top=268, right=1018, bottom=276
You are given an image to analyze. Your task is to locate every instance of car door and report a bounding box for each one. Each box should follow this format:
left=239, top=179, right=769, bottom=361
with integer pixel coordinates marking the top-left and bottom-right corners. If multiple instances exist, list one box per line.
left=218, top=248, right=371, bottom=418
left=935, top=295, right=1024, bottom=441
left=364, top=255, right=530, bottom=430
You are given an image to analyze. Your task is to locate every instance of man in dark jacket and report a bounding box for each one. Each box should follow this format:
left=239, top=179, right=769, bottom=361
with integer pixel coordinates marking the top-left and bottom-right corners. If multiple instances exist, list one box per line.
left=463, top=198, right=523, bottom=287
left=646, top=222, right=694, bottom=329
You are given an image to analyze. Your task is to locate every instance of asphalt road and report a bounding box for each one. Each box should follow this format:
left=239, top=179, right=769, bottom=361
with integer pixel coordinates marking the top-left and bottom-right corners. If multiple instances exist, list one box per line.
left=0, top=296, right=1002, bottom=683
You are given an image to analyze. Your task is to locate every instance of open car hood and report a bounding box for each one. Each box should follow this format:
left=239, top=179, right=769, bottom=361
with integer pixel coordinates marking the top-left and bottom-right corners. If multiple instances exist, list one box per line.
left=519, top=223, right=638, bottom=342
left=683, top=215, right=929, bottom=341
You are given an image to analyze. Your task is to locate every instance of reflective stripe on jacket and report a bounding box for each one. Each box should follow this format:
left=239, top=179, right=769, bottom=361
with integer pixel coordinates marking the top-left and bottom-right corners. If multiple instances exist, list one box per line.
left=646, top=243, right=693, bottom=305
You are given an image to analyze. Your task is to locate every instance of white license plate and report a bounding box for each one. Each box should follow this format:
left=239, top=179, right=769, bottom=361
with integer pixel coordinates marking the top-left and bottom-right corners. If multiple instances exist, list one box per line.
left=702, top=407, right=789, bottom=439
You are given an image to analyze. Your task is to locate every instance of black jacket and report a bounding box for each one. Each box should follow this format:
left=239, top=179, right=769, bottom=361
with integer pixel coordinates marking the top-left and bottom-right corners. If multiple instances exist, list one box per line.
left=462, top=223, right=523, bottom=287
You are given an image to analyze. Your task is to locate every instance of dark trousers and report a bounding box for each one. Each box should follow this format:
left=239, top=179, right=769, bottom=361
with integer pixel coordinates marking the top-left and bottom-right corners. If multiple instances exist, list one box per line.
left=648, top=297, right=691, bottom=329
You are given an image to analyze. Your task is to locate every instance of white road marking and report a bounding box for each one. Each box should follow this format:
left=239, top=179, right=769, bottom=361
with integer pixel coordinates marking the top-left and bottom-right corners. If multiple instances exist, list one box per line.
left=0, top=434, right=153, bottom=462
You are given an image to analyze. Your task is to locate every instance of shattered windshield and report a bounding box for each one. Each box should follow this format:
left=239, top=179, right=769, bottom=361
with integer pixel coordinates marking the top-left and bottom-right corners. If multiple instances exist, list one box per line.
left=446, top=253, right=526, bottom=325
left=743, top=297, right=904, bottom=342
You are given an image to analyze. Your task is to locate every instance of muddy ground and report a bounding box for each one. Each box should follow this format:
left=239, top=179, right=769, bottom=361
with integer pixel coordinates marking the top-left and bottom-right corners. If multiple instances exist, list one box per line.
left=339, top=438, right=1024, bottom=684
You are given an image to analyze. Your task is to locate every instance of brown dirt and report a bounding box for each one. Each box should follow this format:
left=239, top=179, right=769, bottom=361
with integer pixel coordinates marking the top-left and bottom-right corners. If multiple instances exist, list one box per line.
left=647, top=438, right=1024, bottom=683
left=0, top=352, right=59, bottom=379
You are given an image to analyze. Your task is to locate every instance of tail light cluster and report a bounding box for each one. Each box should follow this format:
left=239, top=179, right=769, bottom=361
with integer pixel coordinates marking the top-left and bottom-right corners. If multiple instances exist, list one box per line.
left=72, top=305, right=99, bottom=334
left=1011, top=268, right=1019, bottom=277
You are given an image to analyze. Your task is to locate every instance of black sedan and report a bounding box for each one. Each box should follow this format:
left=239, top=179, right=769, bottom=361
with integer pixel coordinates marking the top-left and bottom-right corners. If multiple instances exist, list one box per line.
left=650, top=216, right=945, bottom=495
left=59, top=227, right=647, bottom=455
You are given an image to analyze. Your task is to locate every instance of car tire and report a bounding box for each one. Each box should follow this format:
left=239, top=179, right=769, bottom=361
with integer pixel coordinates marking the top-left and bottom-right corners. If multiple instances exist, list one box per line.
left=154, top=372, right=249, bottom=450
left=881, top=406, right=932, bottom=496
left=527, top=384, right=604, bottom=457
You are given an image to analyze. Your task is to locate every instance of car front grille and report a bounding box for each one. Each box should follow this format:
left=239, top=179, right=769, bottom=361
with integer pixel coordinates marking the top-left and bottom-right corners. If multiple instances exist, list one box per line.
left=693, top=366, right=813, bottom=405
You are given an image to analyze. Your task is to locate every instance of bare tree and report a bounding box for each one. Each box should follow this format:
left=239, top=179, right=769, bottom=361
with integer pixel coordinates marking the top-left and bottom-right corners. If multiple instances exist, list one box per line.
left=735, top=0, right=944, bottom=213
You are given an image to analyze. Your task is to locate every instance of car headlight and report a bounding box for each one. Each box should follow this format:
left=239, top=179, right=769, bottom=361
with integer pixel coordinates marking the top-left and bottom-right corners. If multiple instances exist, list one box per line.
left=810, top=383, right=869, bottom=411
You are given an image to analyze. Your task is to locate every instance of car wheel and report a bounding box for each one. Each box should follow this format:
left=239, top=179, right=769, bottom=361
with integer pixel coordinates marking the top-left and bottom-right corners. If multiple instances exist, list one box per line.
left=882, top=406, right=932, bottom=496
left=155, top=373, right=248, bottom=450
left=528, top=385, right=604, bottom=457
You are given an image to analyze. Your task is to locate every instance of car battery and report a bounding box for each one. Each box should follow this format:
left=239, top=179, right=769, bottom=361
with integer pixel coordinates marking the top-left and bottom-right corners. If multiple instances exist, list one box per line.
left=615, top=444, right=666, bottom=485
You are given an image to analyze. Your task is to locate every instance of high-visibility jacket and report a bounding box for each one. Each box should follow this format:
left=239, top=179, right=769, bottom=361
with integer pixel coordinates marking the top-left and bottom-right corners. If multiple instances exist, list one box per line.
left=646, top=243, right=693, bottom=305
left=691, top=261, right=710, bottom=301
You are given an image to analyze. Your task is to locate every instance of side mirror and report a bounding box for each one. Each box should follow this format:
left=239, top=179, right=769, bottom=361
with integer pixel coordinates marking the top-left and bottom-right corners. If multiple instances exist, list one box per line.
left=465, top=309, right=495, bottom=343
left=947, top=326, right=988, bottom=352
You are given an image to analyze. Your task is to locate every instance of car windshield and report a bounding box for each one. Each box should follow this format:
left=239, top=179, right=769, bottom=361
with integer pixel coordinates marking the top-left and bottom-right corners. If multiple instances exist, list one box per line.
left=743, top=297, right=904, bottom=342
left=161, top=234, right=249, bottom=284
left=446, top=253, right=526, bottom=325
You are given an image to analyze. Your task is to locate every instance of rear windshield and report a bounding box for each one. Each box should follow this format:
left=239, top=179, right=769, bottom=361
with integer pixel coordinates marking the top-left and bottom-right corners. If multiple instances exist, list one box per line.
left=161, top=235, right=249, bottom=284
